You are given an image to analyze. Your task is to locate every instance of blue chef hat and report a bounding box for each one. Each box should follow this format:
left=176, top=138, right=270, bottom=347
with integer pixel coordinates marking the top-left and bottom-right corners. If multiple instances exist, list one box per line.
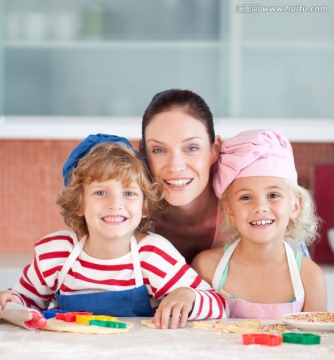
left=62, top=133, right=137, bottom=186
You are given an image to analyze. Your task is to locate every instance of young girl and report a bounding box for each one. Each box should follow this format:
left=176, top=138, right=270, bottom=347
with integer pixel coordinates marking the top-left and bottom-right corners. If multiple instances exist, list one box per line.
left=0, top=134, right=227, bottom=329
left=192, top=129, right=327, bottom=319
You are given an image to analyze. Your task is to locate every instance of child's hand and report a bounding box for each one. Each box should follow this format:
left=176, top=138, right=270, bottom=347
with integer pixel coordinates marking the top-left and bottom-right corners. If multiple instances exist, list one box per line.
left=153, top=287, right=195, bottom=329
left=0, top=290, right=14, bottom=310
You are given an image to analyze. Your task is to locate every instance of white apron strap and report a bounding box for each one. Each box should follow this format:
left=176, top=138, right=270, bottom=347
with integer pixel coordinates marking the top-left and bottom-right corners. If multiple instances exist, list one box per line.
left=130, top=235, right=144, bottom=287
left=284, top=241, right=305, bottom=301
left=212, top=239, right=240, bottom=290
left=56, top=234, right=87, bottom=291
left=57, top=234, right=144, bottom=291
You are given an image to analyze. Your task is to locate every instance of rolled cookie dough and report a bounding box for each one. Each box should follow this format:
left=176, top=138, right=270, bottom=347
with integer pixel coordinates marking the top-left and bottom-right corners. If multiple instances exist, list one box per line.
left=140, top=319, right=157, bottom=329
left=44, top=318, right=134, bottom=334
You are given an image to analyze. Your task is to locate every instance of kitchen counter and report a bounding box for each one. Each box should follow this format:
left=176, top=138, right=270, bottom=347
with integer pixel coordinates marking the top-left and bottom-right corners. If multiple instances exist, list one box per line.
left=1, top=318, right=334, bottom=360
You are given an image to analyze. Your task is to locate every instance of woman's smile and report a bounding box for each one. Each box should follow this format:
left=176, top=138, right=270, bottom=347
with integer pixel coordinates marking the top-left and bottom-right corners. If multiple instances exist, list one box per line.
left=164, top=178, right=193, bottom=187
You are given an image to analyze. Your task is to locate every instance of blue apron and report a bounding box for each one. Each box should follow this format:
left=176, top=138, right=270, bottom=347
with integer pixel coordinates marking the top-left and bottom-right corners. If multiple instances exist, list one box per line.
left=55, top=235, right=153, bottom=317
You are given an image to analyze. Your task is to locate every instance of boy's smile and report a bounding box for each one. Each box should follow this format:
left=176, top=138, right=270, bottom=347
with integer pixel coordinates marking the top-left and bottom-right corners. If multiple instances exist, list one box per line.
left=81, top=178, right=144, bottom=256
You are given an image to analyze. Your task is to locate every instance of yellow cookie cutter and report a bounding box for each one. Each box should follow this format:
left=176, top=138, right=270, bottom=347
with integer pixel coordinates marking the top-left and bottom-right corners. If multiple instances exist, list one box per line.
left=76, top=315, right=118, bottom=325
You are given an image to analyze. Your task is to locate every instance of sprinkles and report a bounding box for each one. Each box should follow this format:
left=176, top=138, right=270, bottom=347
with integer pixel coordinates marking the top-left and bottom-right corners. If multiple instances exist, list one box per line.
left=283, top=312, right=334, bottom=323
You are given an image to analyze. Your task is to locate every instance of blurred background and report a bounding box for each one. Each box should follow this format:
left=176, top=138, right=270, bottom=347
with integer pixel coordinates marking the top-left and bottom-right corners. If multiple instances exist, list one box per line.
left=0, top=0, right=333, bottom=118
left=0, top=0, right=333, bottom=307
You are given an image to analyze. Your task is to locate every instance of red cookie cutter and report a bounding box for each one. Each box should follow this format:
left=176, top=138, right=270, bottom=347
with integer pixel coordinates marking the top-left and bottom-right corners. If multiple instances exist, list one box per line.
left=55, top=311, right=92, bottom=322
left=242, top=333, right=282, bottom=346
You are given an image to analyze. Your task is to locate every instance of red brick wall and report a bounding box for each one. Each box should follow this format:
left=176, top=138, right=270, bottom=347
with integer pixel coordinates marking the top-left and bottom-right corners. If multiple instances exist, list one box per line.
left=292, top=142, right=334, bottom=189
left=0, top=140, right=333, bottom=253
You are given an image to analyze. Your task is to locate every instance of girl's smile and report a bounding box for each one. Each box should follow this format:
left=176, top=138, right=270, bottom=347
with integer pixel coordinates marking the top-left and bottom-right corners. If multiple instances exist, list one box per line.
left=226, top=176, right=301, bottom=244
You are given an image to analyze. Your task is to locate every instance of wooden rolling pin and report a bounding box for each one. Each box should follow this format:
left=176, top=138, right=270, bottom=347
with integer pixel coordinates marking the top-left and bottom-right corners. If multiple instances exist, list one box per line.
left=0, top=302, right=47, bottom=329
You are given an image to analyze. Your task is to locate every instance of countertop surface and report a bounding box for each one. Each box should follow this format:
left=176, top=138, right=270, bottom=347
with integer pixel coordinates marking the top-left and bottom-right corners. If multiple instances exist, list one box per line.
left=1, top=317, right=334, bottom=360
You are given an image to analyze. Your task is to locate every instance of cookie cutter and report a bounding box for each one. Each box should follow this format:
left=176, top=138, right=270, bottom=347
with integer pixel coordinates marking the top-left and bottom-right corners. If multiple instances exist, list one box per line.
left=89, top=320, right=127, bottom=328
left=76, top=315, right=118, bottom=324
left=43, top=309, right=66, bottom=319
left=55, top=311, right=93, bottom=322
left=282, top=332, right=321, bottom=345
left=242, top=333, right=282, bottom=346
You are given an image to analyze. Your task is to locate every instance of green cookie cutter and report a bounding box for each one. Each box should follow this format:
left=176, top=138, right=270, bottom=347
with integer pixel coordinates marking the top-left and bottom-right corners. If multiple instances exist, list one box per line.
left=282, top=332, right=321, bottom=345
left=89, top=319, right=127, bottom=329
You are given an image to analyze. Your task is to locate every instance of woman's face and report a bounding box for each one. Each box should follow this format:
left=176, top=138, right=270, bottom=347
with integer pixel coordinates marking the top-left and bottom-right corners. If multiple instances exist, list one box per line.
left=144, top=109, right=220, bottom=207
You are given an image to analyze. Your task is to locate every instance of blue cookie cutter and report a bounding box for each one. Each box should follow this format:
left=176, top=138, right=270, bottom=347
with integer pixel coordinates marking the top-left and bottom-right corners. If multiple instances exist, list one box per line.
left=43, top=309, right=66, bottom=319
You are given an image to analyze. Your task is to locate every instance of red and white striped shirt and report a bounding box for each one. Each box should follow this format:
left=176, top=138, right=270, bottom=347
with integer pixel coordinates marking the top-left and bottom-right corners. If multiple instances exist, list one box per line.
left=11, top=230, right=227, bottom=320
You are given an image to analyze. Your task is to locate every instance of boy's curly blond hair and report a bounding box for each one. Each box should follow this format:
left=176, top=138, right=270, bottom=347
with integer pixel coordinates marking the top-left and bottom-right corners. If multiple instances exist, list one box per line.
left=57, top=142, right=165, bottom=238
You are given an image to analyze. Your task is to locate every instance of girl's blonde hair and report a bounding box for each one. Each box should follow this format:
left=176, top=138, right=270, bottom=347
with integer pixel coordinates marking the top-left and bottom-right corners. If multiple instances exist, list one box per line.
left=57, top=142, right=165, bottom=238
left=221, top=181, right=320, bottom=246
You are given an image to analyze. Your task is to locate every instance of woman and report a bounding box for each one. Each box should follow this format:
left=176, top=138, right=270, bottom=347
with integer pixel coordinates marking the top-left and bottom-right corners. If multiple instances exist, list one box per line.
left=141, top=89, right=225, bottom=263
left=141, top=89, right=311, bottom=264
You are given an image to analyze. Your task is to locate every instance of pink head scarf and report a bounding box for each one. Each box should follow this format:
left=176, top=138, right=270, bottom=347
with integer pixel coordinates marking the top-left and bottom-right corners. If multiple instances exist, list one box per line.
left=213, top=129, right=297, bottom=198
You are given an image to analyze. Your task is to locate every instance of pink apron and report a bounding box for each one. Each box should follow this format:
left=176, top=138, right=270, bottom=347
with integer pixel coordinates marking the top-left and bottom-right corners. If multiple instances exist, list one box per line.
left=212, top=240, right=304, bottom=319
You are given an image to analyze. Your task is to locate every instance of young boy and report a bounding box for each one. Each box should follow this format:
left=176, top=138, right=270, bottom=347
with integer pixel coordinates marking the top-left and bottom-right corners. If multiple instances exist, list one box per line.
left=0, top=134, right=227, bottom=328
